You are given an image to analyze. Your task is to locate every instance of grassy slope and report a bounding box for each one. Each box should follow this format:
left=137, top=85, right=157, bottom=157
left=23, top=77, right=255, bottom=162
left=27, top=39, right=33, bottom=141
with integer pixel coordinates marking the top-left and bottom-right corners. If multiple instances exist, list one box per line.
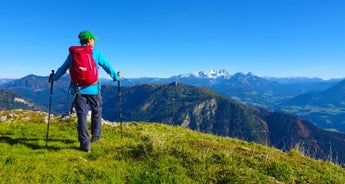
left=1, top=110, right=345, bottom=183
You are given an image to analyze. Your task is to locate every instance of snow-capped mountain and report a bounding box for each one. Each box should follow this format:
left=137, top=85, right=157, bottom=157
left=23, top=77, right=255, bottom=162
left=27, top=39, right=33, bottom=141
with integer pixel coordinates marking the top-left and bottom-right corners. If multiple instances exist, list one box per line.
left=173, top=69, right=231, bottom=79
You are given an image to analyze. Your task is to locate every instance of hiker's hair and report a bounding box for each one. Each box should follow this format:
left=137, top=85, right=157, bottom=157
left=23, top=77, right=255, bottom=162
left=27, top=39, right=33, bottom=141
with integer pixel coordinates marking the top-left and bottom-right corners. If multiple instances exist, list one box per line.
left=79, top=39, right=88, bottom=45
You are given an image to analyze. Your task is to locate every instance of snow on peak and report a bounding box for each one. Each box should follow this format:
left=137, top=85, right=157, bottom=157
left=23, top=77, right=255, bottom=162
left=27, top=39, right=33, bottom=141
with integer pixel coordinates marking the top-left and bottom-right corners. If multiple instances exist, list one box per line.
left=176, top=69, right=231, bottom=79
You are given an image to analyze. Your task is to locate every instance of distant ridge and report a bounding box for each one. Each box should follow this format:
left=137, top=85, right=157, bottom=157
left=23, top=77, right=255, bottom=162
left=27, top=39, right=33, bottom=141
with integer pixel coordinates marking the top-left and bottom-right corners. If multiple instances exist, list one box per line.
left=279, top=79, right=345, bottom=132
left=0, top=78, right=15, bottom=85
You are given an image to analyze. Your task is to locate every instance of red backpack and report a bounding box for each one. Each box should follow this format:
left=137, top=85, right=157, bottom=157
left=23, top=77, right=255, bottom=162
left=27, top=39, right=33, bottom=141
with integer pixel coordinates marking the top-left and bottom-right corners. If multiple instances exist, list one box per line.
left=69, top=45, right=98, bottom=86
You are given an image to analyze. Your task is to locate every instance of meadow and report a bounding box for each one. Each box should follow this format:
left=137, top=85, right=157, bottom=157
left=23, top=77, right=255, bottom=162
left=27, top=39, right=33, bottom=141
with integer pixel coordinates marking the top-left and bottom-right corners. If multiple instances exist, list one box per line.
left=1, top=110, right=345, bottom=183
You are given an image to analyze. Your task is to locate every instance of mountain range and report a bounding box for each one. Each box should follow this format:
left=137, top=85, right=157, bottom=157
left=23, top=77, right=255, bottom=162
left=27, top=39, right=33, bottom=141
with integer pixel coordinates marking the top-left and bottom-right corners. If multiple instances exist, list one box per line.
left=109, top=69, right=344, bottom=132
left=120, top=70, right=340, bottom=108
left=1, top=70, right=344, bottom=132
left=2, top=71, right=345, bottom=164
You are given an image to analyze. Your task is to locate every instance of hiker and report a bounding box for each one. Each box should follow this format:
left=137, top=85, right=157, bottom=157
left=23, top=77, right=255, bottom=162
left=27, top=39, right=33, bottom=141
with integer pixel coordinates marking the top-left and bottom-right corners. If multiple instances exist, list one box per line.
left=51, top=30, right=121, bottom=152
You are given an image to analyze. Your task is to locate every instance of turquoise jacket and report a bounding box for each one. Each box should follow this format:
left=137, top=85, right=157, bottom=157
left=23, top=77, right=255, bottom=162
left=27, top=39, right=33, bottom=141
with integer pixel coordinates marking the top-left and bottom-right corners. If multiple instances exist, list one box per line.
left=53, top=47, right=120, bottom=95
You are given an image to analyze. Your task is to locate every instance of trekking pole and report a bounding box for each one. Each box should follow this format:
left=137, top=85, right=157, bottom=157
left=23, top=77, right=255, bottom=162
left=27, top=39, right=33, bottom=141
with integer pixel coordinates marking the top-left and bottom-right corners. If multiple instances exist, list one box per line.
left=118, top=79, right=123, bottom=133
left=46, top=70, right=54, bottom=147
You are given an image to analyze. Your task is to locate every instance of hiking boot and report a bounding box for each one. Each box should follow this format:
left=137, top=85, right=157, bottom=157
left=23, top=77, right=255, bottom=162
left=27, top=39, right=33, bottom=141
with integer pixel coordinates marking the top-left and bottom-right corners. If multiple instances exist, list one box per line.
left=91, top=136, right=102, bottom=143
left=79, top=144, right=91, bottom=152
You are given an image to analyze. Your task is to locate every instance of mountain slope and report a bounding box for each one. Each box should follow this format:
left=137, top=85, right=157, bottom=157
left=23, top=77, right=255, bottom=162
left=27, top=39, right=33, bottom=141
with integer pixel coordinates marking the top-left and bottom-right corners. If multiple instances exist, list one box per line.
left=102, top=82, right=345, bottom=164
left=0, top=89, right=41, bottom=111
left=102, top=82, right=268, bottom=143
left=1, top=74, right=72, bottom=113
left=279, top=79, right=345, bottom=132
left=1, top=110, right=345, bottom=183
left=261, top=111, right=345, bottom=163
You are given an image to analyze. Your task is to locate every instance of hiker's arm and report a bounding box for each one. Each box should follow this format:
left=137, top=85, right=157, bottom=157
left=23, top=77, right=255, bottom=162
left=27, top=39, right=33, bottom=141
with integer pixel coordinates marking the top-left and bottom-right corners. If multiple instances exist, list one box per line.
left=53, top=55, right=71, bottom=81
left=95, top=50, right=120, bottom=81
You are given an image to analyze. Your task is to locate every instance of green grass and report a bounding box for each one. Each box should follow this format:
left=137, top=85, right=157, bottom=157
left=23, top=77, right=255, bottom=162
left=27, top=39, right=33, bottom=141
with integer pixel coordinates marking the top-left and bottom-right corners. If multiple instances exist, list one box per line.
left=1, top=110, right=345, bottom=183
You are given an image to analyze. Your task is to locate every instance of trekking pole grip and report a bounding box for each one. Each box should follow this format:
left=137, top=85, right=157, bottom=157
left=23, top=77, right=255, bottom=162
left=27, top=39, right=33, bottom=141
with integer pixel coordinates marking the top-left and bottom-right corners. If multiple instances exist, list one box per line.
left=49, top=70, right=54, bottom=82
left=49, top=70, right=54, bottom=94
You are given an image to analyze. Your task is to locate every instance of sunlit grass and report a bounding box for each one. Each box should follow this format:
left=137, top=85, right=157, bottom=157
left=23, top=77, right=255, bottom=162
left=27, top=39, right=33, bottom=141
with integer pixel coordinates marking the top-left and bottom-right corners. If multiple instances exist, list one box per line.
left=1, top=110, right=345, bottom=183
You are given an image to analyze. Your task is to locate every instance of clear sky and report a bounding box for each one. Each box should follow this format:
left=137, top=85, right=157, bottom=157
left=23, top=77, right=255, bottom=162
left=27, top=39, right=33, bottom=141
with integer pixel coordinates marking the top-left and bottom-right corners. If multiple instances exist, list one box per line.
left=1, top=0, right=345, bottom=79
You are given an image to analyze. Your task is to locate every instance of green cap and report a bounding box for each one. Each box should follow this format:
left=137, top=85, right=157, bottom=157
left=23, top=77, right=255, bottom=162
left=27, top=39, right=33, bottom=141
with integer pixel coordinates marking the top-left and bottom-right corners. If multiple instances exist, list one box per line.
left=78, top=30, right=99, bottom=40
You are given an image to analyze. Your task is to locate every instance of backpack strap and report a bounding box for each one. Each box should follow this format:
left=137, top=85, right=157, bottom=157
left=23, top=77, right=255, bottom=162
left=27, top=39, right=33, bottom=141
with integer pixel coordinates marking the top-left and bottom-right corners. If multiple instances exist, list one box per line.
left=69, top=83, right=82, bottom=114
left=97, top=80, right=100, bottom=95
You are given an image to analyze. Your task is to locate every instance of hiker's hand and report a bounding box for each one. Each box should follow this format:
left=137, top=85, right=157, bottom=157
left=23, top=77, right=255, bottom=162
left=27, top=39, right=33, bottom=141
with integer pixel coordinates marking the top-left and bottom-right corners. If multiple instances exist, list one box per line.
left=48, top=70, right=55, bottom=83
left=114, top=71, right=121, bottom=81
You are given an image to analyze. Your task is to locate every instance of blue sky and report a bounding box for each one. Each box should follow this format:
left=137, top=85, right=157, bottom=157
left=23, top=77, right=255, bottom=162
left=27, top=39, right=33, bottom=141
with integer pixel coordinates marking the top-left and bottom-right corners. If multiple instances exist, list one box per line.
left=1, top=0, right=345, bottom=79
